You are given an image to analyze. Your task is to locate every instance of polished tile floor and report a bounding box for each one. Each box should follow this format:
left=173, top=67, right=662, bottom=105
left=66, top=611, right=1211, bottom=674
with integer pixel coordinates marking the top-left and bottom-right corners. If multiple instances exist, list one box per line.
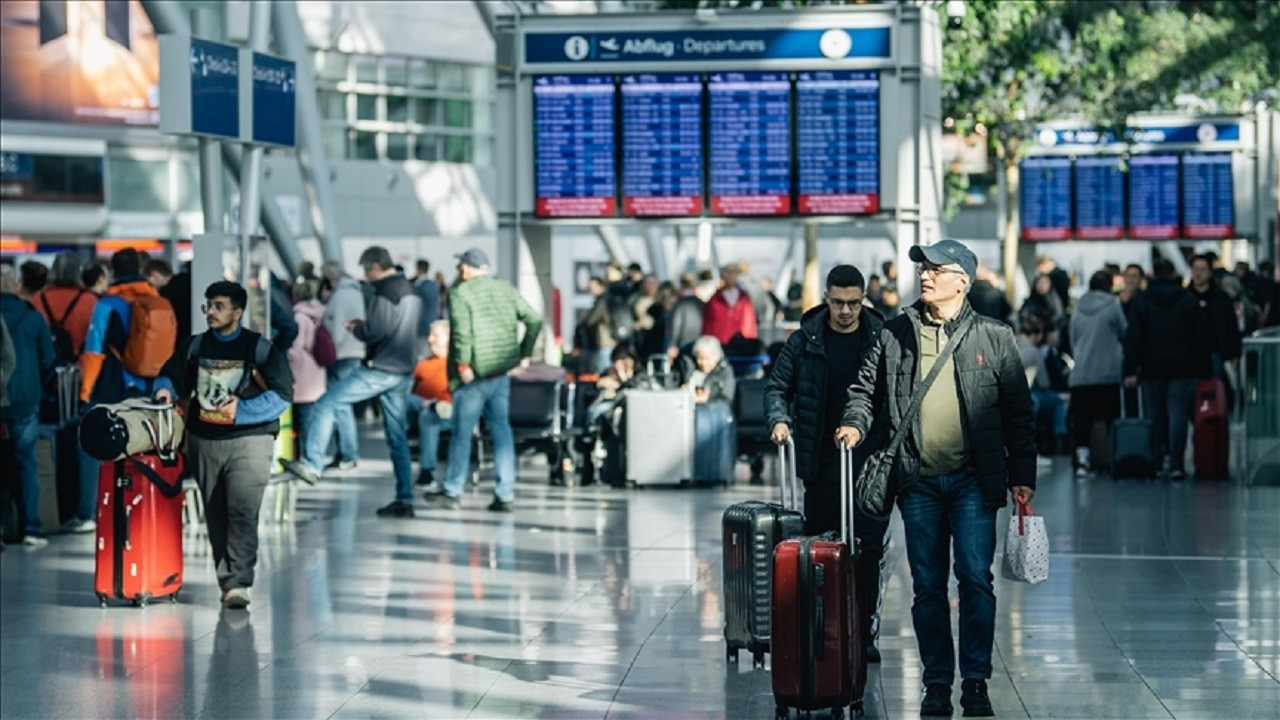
left=1, top=435, right=1277, bottom=720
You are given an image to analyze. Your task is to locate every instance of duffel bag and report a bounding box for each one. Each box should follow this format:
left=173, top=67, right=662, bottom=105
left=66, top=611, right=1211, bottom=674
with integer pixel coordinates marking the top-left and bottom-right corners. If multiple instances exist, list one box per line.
left=80, top=400, right=184, bottom=463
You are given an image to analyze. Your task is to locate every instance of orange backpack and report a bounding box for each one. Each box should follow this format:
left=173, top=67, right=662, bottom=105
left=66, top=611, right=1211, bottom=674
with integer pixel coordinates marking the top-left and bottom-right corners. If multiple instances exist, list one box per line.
left=118, top=295, right=178, bottom=377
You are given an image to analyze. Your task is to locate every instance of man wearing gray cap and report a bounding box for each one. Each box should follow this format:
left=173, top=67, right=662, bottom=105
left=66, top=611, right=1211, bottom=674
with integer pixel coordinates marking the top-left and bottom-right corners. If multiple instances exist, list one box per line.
left=425, top=248, right=542, bottom=512
left=835, top=239, right=1036, bottom=718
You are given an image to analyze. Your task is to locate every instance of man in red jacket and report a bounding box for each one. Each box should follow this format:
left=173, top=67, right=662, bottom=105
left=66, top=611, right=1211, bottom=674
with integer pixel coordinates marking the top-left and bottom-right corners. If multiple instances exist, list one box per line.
left=702, top=263, right=758, bottom=345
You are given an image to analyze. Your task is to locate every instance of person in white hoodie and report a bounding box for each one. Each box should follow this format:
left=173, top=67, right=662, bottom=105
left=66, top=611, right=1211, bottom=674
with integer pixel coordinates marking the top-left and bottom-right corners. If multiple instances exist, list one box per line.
left=319, top=261, right=365, bottom=470
left=1068, top=269, right=1128, bottom=474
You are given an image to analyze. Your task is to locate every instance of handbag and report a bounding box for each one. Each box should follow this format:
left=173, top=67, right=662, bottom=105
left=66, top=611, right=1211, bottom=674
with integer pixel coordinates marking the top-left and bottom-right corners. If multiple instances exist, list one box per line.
left=855, top=315, right=975, bottom=520
left=1001, top=499, right=1049, bottom=584
left=80, top=399, right=185, bottom=464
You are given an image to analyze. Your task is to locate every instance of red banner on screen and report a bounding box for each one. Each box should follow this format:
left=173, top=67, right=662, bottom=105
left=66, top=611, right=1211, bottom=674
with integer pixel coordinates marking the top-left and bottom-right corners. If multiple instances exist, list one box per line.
left=1021, top=226, right=1072, bottom=241
left=1075, top=225, right=1125, bottom=240
left=1183, top=223, right=1233, bottom=239
left=1130, top=225, right=1179, bottom=239
left=623, top=196, right=702, bottom=217
left=798, top=193, right=879, bottom=215
left=536, top=197, right=616, bottom=218
left=710, top=195, right=790, bottom=216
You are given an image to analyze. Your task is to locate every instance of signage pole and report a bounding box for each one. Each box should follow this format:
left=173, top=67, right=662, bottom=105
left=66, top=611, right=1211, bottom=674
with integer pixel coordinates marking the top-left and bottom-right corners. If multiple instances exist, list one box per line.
left=240, top=2, right=272, bottom=291
left=192, top=8, right=223, bottom=235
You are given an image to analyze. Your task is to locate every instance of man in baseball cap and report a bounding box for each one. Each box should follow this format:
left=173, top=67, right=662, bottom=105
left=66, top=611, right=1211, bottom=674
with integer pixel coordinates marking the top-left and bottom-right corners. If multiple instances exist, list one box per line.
left=455, top=248, right=490, bottom=270
left=835, top=237, right=1035, bottom=718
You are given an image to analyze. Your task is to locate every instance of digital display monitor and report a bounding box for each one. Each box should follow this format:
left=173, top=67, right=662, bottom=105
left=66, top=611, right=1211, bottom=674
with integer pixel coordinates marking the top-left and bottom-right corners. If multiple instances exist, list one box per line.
left=620, top=73, right=703, bottom=217
left=1128, top=153, right=1179, bottom=239
left=1073, top=155, right=1124, bottom=240
left=533, top=75, right=616, bottom=218
left=707, top=72, right=791, bottom=216
left=1020, top=156, right=1071, bottom=240
left=1181, top=152, right=1233, bottom=238
left=796, top=70, right=879, bottom=215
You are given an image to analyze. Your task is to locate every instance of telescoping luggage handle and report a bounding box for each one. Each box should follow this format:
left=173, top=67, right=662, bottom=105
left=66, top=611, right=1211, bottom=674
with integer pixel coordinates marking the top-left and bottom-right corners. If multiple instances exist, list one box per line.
left=1120, top=385, right=1145, bottom=419
left=776, top=436, right=801, bottom=511
left=135, top=401, right=179, bottom=465
left=840, top=438, right=855, bottom=546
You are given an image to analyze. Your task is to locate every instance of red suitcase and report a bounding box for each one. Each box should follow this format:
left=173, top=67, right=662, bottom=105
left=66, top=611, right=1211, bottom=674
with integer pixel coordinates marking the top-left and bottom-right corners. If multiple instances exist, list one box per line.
left=1193, top=378, right=1229, bottom=480
left=94, top=453, right=186, bottom=607
left=771, top=446, right=865, bottom=719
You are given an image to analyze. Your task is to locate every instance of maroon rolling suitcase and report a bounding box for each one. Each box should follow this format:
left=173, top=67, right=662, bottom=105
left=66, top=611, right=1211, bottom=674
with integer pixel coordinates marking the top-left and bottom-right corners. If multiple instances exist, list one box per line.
left=771, top=445, right=865, bottom=719
left=1193, top=378, right=1229, bottom=480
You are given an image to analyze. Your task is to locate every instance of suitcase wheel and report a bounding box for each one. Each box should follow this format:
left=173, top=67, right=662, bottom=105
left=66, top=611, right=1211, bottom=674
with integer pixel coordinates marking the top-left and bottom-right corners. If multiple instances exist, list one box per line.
left=134, top=594, right=151, bottom=608
left=169, top=592, right=179, bottom=603
left=727, top=647, right=738, bottom=662
left=752, top=649, right=765, bottom=667
left=96, top=593, right=108, bottom=608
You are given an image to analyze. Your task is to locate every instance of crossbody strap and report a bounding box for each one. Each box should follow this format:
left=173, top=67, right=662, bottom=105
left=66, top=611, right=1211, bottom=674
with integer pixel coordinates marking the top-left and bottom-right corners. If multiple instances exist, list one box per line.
left=880, top=314, right=975, bottom=462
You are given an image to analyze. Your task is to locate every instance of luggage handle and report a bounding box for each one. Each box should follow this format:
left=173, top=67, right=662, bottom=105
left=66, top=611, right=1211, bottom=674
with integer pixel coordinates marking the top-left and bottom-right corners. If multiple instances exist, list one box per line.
left=840, top=439, right=855, bottom=547
left=1120, top=385, right=1144, bottom=420
left=776, top=435, right=800, bottom=512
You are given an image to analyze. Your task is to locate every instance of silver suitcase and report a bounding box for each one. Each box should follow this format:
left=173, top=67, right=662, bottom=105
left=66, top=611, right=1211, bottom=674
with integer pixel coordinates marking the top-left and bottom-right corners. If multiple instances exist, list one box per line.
left=625, top=389, right=694, bottom=486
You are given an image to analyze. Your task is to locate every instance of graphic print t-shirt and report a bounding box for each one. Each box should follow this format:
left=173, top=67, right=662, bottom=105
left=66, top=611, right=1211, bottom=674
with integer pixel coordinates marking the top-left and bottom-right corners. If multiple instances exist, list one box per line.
left=196, top=357, right=246, bottom=426
left=181, top=330, right=289, bottom=441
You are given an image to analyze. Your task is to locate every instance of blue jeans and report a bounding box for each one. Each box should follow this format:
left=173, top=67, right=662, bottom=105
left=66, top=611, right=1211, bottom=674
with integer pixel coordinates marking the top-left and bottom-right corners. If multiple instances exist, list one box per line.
left=303, top=366, right=413, bottom=504
left=408, top=395, right=444, bottom=472
left=327, top=359, right=361, bottom=462
left=443, top=375, right=516, bottom=502
left=1141, top=378, right=1196, bottom=471
left=898, top=467, right=998, bottom=686
left=8, top=414, right=42, bottom=535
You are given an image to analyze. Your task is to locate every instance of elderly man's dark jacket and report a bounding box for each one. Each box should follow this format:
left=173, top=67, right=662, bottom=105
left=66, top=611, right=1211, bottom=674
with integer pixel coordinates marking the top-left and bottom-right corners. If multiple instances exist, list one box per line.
left=843, top=300, right=1036, bottom=512
left=764, top=303, right=885, bottom=483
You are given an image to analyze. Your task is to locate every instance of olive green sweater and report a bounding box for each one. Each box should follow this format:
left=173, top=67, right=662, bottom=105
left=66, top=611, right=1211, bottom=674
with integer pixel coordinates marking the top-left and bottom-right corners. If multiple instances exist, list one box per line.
left=447, top=275, right=544, bottom=388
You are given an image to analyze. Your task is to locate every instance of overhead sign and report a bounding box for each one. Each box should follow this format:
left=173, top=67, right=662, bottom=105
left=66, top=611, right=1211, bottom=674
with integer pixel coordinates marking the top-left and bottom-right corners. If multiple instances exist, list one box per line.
left=1128, top=154, right=1180, bottom=239
left=620, top=73, right=703, bottom=217
left=0, top=151, right=105, bottom=204
left=796, top=70, right=880, bottom=215
left=247, top=51, right=297, bottom=147
left=533, top=75, right=617, bottom=218
left=1035, top=122, right=1241, bottom=149
left=1182, top=152, right=1234, bottom=238
left=1020, top=156, right=1071, bottom=241
left=525, top=27, right=891, bottom=65
left=708, top=72, right=791, bottom=216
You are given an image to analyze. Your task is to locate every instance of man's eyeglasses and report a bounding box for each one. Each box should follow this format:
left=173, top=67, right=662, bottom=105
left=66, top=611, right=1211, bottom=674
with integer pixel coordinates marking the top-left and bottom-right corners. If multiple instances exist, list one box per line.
left=200, top=302, right=233, bottom=314
left=825, top=296, right=865, bottom=311
left=916, top=263, right=966, bottom=278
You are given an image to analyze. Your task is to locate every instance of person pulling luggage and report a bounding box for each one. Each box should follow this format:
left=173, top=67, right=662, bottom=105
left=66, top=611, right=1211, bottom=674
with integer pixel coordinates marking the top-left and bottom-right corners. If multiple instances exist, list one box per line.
left=152, top=281, right=294, bottom=610
left=763, top=264, right=888, bottom=663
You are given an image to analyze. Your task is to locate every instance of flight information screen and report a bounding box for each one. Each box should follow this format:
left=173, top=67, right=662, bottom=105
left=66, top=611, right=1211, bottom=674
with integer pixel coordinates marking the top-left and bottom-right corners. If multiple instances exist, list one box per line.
left=620, top=73, right=703, bottom=217
left=1020, top=156, right=1071, bottom=240
left=707, top=72, right=791, bottom=216
left=796, top=70, right=880, bottom=215
left=533, top=75, right=617, bottom=218
left=1181, top=152, right=1233, bottom=238
left=1128, top=153, right=1179, bottom=238
left=1073, top=155, right=1124, bottom=239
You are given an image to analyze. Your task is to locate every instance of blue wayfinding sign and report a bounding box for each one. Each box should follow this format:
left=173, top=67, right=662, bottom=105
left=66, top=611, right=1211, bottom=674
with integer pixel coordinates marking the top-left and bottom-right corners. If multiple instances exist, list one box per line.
left=252, top=52, right=296, bottom=147
left=525, top=27, right=891, bottom=65
left=190, top=38, right=239, bottom=139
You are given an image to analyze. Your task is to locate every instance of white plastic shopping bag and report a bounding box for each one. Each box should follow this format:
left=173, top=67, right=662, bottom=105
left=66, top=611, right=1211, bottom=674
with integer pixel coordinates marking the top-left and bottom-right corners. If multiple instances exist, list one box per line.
left=1001, top=499, right=1049, bottom=584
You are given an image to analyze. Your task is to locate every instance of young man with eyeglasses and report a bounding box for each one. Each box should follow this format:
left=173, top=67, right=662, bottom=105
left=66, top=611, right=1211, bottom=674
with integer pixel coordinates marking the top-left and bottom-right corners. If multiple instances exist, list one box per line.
left=836, top=240, right=1036, bottom=718
left=153, top=281, right=294, bottom=608
left=763, top=264, right=889, bottom=663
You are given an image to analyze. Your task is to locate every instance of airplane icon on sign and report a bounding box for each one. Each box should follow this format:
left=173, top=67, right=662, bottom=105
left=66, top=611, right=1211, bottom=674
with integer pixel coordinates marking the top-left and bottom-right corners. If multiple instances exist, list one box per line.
left=600, top=38, right=619, bottom=51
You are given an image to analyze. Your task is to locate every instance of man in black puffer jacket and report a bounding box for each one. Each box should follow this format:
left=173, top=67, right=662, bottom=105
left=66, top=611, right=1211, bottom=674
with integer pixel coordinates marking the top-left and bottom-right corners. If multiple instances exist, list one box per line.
left=764, top=264, right=887, bottom=662
left=837, top=240, right=1036, bottom=719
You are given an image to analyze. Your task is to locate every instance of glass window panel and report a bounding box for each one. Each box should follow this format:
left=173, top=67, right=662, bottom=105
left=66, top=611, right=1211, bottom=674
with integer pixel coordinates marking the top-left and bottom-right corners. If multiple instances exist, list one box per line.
left=473, top=137, right=493, bottom=167
left=176, top=157, right=200, bottom=212
left=469, top=66, right=494, bottom=96
left=356, top=94, right=378, bottom=121
left=353, top=55, right=379, bottom=83
left=473, top=101, right=492, bottom=133
left=443, top=135, right=472, bottom=163
left=316, top=51, right=348, bottom=81
left=439, top=62, right=466, bottom=91
left=415, top=135, right=439, bottom=161
left=386, top=95, right=408, bottom=123
left=318, top=90, right=346, bottom=120
left=383, top=57, right=407, bottom=87
left=414, top=98, right=438, bottom=126
left=386, top=133, right=409, bottom=161
left=107, top=157, right=167, bottom=212
left=443, top=100, right=472, bottom=128
left=349, top=130, right=378, bottom=160
left=410, top=59, right=437, bottom=89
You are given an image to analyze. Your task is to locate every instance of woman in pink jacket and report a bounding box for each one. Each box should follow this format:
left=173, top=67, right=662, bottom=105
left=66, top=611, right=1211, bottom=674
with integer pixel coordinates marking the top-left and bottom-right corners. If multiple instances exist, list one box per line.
left=290, top=282, right=328, bottom=441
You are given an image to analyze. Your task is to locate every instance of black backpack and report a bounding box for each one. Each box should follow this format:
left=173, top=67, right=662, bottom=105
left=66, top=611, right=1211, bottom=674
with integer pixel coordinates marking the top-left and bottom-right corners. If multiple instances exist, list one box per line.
left=40, top=291, right=86, bottom=366
left=607, top=294, right=634, bottom=342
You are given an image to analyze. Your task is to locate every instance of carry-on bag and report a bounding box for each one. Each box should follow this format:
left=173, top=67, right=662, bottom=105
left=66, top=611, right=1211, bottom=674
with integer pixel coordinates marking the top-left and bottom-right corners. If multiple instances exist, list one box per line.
left=694, top=400, right=737, bottom=484
left=1111, top=387, right=1158, bottom=479
left=772, top=443, right=866, bottom=719
left=722, top=436, right=805, bottom=666
left=39, top=364, right=82, bottom=427
left=1193, top=378, right=1229, bottom=480
left=80, top=399, right=185, bottom=462
left=94, top=452, right=185, bottom=607
left=624, top=389, right=694, bottom=486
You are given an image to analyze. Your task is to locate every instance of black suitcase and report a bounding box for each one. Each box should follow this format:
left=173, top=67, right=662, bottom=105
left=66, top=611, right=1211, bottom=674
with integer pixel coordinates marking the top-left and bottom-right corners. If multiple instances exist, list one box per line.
left=1111, top=387, right=1158, bottom=478
left=694, top=401, right=737, bottom=484
left=722, top=436, right=804, bottom=666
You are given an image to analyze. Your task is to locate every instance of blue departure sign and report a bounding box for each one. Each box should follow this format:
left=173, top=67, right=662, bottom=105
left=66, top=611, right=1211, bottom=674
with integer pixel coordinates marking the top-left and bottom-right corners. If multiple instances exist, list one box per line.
left=251, top=52, right=296, bottom=147
left=534, top=75, right=617, bottom=218
left=621, top=73, right=703, bottom=217
left=525, top=27, right=891, bottom=65
left=1073, top=155, right=1124, bottom=239
left=1128, top=153, right=1179, bottom=239
left=708, top=72, right=790, bottom=216
left=796, top=70, right=879, bottom=215
left=189, top=38, right=239, bottom=139
left=1021, top=156, right=1071, bottom=240
left=1181, top=152, right=1233, bottom=238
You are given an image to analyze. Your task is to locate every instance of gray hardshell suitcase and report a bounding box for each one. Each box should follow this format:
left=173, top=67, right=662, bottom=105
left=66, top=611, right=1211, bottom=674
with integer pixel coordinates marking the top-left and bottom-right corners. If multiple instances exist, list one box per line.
left=722, top=437, right=804, bottom=666
left=624, top=389, right=694, bottom=486
left=1111, top=388, right=1158, bottom=478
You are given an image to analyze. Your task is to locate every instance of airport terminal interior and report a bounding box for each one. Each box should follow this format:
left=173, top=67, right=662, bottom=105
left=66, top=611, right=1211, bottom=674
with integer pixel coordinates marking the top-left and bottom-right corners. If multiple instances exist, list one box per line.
left=1, top=1, right=1279, bottom=719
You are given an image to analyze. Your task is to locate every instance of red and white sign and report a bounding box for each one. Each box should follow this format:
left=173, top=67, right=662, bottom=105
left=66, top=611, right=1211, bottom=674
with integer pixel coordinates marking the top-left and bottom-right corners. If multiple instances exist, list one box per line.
left=710, top=194, right=790, bottom=216
left=536, top=197, right=616, bottom=218
left=799, top=193, right=879, bottom=215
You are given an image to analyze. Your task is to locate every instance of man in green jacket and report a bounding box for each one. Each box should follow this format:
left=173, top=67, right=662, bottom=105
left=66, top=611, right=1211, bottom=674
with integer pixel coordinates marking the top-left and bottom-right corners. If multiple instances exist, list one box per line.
left=426, top=248, right=543, bottom=512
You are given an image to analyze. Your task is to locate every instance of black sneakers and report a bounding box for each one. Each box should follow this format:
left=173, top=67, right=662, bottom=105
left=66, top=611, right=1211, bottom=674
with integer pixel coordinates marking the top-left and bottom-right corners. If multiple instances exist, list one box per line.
left=281, top=460, right=319, bottom=486
left=325, top=457, right=357, bottom=471
left=487, top=498, right=514, bottom=513
left=375, top=501, right=415, bottom=518
left=960, top=679, right=994, bottom=717
left=921, top=684, right=953, bottom=717
left=416, top=468, right=435, bottom=486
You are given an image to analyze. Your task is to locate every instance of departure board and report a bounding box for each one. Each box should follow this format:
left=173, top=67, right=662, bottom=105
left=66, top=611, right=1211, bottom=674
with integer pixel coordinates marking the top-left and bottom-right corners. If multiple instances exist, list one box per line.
left=796, top=70, right=880, bottom=215
left=707, top=72, right=791, bottom=216
left=1128, top=153, right=1179, bottom=238
left=533, top=75, right=617, bottom=218
left=1181, top=152, right=1233, bottom=238
left=1020, top=156, right=1071, bottom=240
left=620, top=73, right=703, bottom=217
left=1074, top=155, right=1124, bottom=239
